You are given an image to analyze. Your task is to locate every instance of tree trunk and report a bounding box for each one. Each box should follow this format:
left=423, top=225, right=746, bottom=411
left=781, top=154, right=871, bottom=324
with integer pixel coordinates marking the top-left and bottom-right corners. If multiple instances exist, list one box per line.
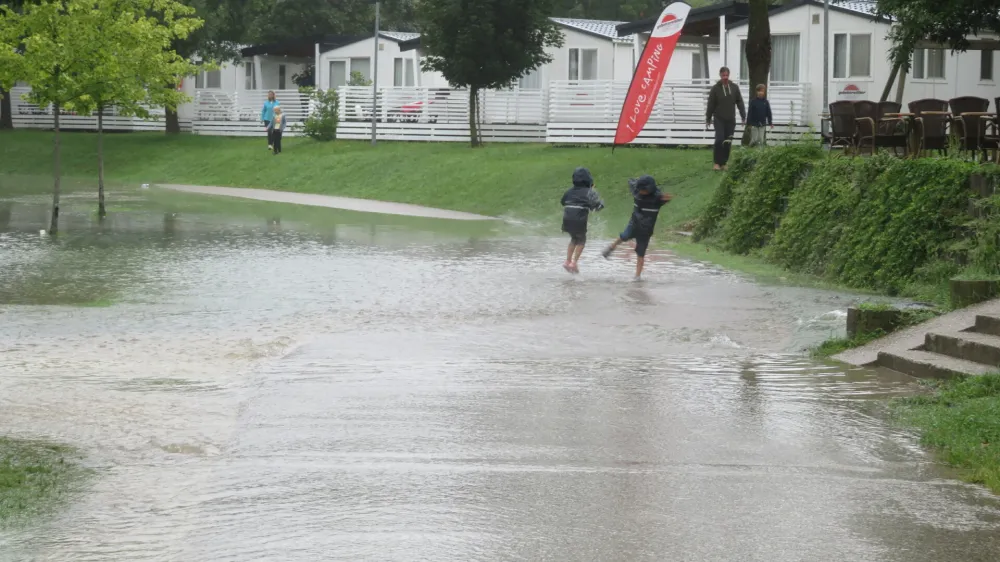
left=742, top=0, right=771, bottom=146
left=0, top=87, right=12, bottom=130
left=895, top=65, right=907, bottom=105
left=468, top=86, right=480, bottom=148
left=880, top=62, right=900, bottom=103
left=165, top=107, right=180, bottom=134
left=98, top=106, right=106, bottom=220
left=51, top=104, right=61, bottom=235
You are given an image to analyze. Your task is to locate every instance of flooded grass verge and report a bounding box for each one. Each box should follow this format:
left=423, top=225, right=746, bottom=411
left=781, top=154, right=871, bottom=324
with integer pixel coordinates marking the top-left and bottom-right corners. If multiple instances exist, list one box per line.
left=0, top=437, right=87, bottom=528
left=891, top=375, right=1000, bottom=494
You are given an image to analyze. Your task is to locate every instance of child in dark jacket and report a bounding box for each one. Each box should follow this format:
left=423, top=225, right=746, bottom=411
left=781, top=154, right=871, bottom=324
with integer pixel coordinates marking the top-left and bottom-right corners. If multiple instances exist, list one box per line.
left=560, top=167, right=605, bottom=274
left=746, top=84, right=773, bottom=147
left=601, top=175, right=671, bottom=281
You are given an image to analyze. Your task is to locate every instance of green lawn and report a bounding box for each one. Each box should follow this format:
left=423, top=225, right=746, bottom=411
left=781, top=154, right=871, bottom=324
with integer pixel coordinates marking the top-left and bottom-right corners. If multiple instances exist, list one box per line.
left=0, top=437, right=86, bottom=528
left=892, top=375, right=1000, bottom=493
left=0, top=130, right=720, bottom=230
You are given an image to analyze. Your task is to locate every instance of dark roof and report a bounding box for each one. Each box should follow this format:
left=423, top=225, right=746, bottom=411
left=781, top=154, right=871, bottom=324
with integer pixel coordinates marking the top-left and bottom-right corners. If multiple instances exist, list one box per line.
left=240, top=34, right=367, bottom=58
left=616, top=0, right=750, bottom=37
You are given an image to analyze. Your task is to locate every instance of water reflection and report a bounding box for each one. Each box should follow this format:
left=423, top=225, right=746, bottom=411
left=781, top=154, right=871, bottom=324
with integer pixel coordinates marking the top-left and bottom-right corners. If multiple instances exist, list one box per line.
left=2, top=186, right=999, bottom=560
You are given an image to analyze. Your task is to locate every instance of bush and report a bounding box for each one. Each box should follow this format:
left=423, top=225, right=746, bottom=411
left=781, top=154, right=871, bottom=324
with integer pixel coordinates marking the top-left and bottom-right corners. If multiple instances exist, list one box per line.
left=718, top=143, right=822, bottom=254
left=692, top=150, right=757, bottom=241
left=298, top=88, right=339, bottom=142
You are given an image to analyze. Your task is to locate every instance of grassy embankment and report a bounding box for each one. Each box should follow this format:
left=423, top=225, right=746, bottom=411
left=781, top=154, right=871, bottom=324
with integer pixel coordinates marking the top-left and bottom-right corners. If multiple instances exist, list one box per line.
left=891, top=375, right=1000, bottom=493
left=0, top=437, right=86, bottom=528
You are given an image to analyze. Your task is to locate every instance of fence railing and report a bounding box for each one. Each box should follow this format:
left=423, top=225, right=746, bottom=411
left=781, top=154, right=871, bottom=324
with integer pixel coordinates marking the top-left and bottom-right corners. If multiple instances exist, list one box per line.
left=9, top=86, right=167, bottom=118
left=337, top=86, right=547, bottom=125
left=193, top=89, right=312, bottom=123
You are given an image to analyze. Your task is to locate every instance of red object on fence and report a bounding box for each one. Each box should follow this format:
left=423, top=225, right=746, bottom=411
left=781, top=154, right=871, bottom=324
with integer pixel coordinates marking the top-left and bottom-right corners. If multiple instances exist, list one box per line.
left=613, top=2, right=690, bottom=147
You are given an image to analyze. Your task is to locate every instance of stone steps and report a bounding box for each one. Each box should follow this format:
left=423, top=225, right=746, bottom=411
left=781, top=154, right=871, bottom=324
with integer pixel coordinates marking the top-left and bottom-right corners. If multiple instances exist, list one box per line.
left=876, top=314, right=1000, bottom=379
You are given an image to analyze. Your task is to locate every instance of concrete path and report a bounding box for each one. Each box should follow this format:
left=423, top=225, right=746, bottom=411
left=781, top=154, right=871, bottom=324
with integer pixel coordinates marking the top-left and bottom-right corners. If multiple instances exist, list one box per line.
left=835, top=298, right=1000, bottom=366
left=155, top=184, right=497, bottom=222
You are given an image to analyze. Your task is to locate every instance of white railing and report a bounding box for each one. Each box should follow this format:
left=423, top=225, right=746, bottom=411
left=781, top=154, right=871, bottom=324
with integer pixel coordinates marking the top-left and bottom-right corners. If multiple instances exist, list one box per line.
left=193, top=89, right=311, bottom=123
left=8, top=86, right=179, bottom=131
left=547, top=80, right=809, bottom=125
left=337, top=86, right=546, bottom=125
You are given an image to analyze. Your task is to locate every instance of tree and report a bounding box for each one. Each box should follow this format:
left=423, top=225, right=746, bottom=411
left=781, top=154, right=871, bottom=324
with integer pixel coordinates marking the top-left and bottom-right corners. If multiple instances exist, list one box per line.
left=76, top=0, right=201, bottom=219
left=419, top=0, right=564, bottom=147
left=741, top=0, right=769, bottom=145
left=876, top=0, right=1000, bottom=71
left=0, top=0, right=25, bottom=130
left=1, top=0, right=98, bottom=234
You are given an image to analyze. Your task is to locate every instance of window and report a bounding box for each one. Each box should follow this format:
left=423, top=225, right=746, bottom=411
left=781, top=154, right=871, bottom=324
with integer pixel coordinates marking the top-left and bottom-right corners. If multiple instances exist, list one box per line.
left=740, top=35, right=800, bottom=82
left=832, top=33, right=871, bottom=78
left=393, top=58, right=416, bottom=87
left=912, top=48, right=946, bottom=79
left=692, top=51, right=704, bottom=80
left=519, top=67, right=542, bottom=89
left=982, top=50, right=994, bottom=81
left=244, top=62, right=256, bottom=90
left=278, top=65, right=286, bottom=90
left=195, top=69, right=221, bottom=89
left=350, top=57, right=371, bottom=82
left=569, top=48, right=598, bottom=80
left=329, top=60, right=347, bottom=89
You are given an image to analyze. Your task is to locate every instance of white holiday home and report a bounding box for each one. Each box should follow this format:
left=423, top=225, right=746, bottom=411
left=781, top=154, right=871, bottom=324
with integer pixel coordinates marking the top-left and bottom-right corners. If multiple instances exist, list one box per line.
left=720, top=0, right=999, bottom=122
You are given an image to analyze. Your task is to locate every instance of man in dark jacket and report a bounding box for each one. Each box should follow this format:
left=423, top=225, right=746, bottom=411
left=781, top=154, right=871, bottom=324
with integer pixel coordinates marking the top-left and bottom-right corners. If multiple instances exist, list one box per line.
left=560, top=167, right=605, bottom=273
left=601, top=175, right=671, bottom=281
left=705, top=67, right=746, bottom=170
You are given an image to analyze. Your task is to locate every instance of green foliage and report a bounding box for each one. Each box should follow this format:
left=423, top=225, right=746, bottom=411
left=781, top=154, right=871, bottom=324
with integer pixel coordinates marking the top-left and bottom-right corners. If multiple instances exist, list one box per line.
left=297, top=88, right=339, bottom=142
left=347, top=71, right=371, bottom=87
left=876, top=0, right=1000, bottom=71
left=812, top=329, right=885, bottom=358
left=692, top=150, right=757, bottom=241
left=0, top=437, right=86, bottom=527
left=892, top=373, right=1000, bottom=493
left=718, top=144, right=821, bottom=254
left=828, top=157, right=975, bottom=294
left=967, top=192, right=1000, bottom=276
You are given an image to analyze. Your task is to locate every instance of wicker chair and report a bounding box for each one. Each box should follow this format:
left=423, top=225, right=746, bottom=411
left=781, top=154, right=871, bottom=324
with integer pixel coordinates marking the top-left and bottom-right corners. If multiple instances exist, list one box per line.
left=908, top=98, right=950, bottom=154
left=853, top=100, right=878, bottom=154
left=949, top=96, right=994, bottom=160
left=875, top=101, right=907, bottom=155
left=826, top=101, right=858, bottom=153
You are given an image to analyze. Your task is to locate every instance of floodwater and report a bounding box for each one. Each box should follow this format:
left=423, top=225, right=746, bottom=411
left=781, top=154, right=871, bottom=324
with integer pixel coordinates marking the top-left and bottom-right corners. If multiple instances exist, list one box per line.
left=1, top=187, right=999, bottom=561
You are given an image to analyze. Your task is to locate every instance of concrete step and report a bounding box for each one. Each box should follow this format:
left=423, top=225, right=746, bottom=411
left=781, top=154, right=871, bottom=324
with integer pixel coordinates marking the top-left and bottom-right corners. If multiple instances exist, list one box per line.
left=877, top=349, right=996, bottom=380
left=925, top=331, right=1000, bottom=368
left=973, top=314, right=1000, bottom=337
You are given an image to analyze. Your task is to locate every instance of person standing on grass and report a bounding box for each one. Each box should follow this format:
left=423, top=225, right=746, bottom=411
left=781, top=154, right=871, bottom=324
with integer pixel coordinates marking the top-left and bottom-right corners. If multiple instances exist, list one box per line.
left=706, top=67, right=746, bottom=171
left=261, top=90, right=280, bottom=150
left=560, top=167, right=605, bottom=274
left=269, top=107, right=285, bottom=155
left=746, top=84, right=773, bottom=147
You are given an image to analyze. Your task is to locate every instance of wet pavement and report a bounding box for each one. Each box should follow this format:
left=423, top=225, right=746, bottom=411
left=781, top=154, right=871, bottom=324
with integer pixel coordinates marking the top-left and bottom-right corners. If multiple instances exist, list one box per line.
left=1, top=187, right=999, bottom=561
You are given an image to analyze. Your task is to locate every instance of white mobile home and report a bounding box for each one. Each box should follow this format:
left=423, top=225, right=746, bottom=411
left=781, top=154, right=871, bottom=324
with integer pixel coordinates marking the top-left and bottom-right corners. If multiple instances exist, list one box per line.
left=722, top=0, right=999, bottom=120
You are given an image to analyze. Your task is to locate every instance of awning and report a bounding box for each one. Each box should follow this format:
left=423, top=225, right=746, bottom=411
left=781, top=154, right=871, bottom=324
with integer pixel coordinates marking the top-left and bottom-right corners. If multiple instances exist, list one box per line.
left=240, top=34, right=367, bottom=58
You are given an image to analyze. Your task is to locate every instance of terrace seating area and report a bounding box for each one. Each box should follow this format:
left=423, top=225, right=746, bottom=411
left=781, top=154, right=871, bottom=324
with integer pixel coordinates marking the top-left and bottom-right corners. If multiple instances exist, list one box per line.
left=822, top=96, right=1000, bottom=162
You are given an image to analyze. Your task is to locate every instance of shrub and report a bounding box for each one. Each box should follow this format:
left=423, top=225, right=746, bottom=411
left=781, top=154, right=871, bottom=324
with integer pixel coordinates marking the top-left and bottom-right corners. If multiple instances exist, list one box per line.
left=298, top=88, right=339, bottom=142
left=692, top=150, right=757, bottom=241
left=348, top=71, right=372, bottom=87
left=718, top=143, right=822, bottom=254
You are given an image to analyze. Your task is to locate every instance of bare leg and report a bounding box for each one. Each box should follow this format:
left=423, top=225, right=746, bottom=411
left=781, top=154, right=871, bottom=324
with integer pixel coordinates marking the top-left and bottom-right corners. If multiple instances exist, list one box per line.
left=602, top=238, right=622, bottom=258
left=566, top=242, right=575, bottom=264
left=572, top=244, right=584, bottom=266
left=635, top=256, right=645, bottom=280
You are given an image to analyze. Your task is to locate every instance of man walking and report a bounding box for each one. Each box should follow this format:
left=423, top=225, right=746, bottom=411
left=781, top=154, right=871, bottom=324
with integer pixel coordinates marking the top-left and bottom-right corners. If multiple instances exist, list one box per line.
left=705, top=67, right=746, bottom=171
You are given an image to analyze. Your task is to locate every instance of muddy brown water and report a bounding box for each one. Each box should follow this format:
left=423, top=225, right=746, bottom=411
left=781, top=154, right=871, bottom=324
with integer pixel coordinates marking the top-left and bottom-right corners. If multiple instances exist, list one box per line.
left=1, top=189, right=999, bottom=561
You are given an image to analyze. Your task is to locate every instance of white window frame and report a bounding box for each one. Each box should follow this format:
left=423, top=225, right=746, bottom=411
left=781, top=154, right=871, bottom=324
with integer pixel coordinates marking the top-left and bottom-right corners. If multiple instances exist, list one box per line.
left=832, top=33, right=872, bottom=79
left=981, top=49, right=994, bottom=82
left=195, top=69, right=221, bottom=89
left=328, top=59, right=348, bottom=89
left=278, top=64, right=287, bottom=90
left=393, top=58, right=416, bottom=87
left=568, top=47, right=599, bottom=81
left=912, top=48, right=946, bottom=81
left=692, top=51, right=704, bottom=80
left=244, top=62, right=256, bottom=90
left=739, top=34, right=801, bottom=82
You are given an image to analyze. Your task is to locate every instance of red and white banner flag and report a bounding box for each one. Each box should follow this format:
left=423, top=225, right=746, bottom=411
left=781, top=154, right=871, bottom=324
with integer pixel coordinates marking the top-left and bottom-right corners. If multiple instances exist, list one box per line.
left=614, top=2, right=690, bottom=147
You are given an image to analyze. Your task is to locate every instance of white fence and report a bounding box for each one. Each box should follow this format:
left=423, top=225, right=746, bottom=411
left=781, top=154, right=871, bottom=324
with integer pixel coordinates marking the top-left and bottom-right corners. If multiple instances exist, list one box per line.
left=192, top=89, right=311, bottom=136
left=6, top=80, right=815, bottom=145
left=7, top=87, right=190, bottom=132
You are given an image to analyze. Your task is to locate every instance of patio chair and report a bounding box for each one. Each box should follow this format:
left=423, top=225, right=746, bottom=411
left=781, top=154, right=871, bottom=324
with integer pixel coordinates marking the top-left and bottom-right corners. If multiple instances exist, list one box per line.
left=908, top=98, right=950, bottom=154
left=853, top=100, right=878, bottom=154
left=825, top=101, right=858, bottom=153
left=875, top=101, right=908, bottom=156
left=948, top=96, right=995, bottom=161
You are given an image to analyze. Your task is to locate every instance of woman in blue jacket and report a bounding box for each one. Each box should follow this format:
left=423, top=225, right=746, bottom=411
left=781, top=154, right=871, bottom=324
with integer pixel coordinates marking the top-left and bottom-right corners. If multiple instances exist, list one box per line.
left=261, top=90, right=280, bottom=150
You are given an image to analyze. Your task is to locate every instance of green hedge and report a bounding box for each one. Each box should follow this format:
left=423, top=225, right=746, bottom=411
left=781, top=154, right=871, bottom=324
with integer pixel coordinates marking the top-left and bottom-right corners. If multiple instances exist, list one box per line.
left=696, top=146, right=1000, bottom=297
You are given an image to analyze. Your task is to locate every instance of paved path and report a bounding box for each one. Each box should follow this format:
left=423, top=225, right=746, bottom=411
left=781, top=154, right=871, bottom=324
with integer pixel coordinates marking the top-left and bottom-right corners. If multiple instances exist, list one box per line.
left=155, top=184, right=497, bottom=221
left=835, top=298, right=1000, bottom=366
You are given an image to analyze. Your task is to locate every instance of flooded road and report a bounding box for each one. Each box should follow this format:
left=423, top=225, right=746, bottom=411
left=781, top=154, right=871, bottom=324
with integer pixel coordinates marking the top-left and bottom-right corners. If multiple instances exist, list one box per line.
left=2, top=188, right=999, bottom=561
